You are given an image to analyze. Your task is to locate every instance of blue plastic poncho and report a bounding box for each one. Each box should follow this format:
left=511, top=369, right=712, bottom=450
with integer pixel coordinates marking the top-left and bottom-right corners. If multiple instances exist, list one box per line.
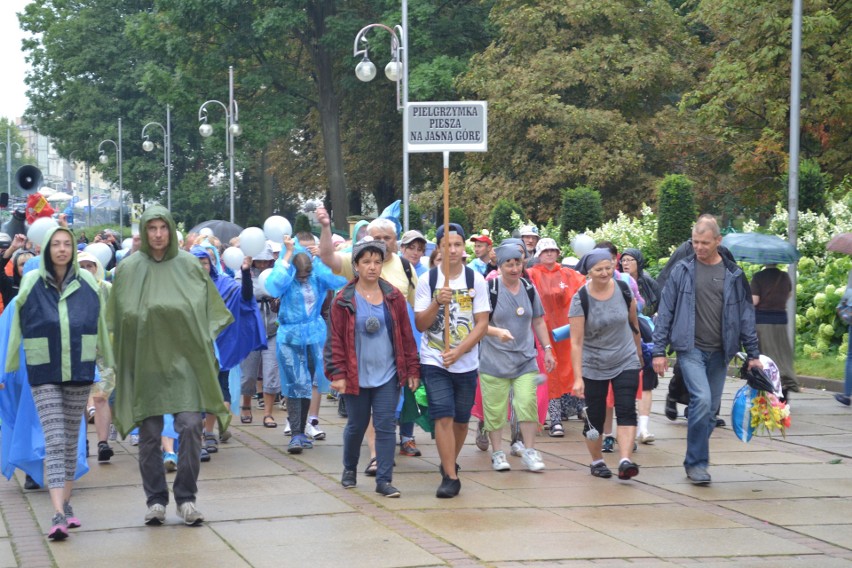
left=0, top=298, right=88, bottom=485
left=264, top=245, right=346, bottom=398
left=191, top=245, right=266, bottom=370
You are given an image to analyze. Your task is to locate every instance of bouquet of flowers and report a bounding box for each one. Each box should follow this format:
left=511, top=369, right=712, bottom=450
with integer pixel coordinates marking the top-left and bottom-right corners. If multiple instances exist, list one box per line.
left=733, top=353, right=791, bottom=442
left=750, top=391, right=791, bottom=438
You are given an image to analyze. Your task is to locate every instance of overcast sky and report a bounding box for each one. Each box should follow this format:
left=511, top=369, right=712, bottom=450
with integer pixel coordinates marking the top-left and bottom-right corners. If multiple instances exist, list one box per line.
left=2, top=0, right=34, bottom=122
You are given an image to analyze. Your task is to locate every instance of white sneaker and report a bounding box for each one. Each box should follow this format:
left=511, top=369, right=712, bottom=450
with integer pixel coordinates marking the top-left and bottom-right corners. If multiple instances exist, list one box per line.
left=129, top=434, right=140, bottom=446
left=144, top=503, right=166, bottom=526
left=108, top=424, right=118, bottom=441
left=521, top=448, right=545, bottom=472
left=177, top=501, right=204, bottom=526
left=491, top=450, right=511, bottom=471
left=510, top=440, right=526, bottom=457
left=305, top=421, right=326, bottom=441
left=283, top=420, right=292, bottom=436
left=638, top=431, right=656, bottom=444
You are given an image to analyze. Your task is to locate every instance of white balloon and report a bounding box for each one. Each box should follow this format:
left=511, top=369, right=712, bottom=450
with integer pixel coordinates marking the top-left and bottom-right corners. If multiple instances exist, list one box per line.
left=27, top=217, right=59, bottom=248
left=258, top=268, right=274, bottom=296
left=263, top=216, right=292, bottom=242
left=221, top=246, right=245, bottom=271
left=239, top=227, right=266, bottom=257
left=571, top=234, right=596, bottom=257
left=84, top=242, right=113, bottom=268
left=121, top=238, right=133, bottom=250
left=176, top=230, right=184, bottom=244
left=199, top=227, right=214, bottom=237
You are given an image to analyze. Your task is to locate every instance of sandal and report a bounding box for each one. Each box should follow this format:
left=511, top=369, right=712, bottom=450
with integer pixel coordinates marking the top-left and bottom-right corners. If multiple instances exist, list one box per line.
left=549, top=423, right=565, bottom=437
left=240, top=406, right=253, bottom=424
left=364, top=457, right=378, bottom=477
left=263, top=415, right=277, bottom=428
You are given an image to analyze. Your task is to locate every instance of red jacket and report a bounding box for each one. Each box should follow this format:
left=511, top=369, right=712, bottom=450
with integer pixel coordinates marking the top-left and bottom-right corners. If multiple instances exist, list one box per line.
left=326, top=277, right=420, bottom=396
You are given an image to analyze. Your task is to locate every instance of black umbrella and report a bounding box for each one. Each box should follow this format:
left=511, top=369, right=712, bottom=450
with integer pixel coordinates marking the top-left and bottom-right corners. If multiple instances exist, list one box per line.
left=189, top=220, right=244, bottom=244
left=739, top=361, right=776, bottom=392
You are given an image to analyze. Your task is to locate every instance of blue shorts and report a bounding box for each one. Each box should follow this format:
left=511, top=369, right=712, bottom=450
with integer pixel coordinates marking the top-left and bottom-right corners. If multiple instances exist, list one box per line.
left=422, top=365, right=477, bottom=423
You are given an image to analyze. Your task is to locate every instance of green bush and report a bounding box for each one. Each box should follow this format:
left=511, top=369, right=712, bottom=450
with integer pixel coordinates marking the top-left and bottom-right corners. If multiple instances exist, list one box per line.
left=782, top=159, right=830, bottom=216
left=657, top=174, right=696, bottom=254
left=489, top=199, right=525, bottom=236
left=407, top=203, right=424, bottom=232
left=449, top=206, right=472, bottom=236
left=293, top=214, right=312, bottom=235
left=559, top=186, right=603, bottom=242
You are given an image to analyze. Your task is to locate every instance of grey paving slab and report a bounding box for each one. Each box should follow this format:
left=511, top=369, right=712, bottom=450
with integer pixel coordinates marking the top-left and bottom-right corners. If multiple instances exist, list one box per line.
left=0, top=540, right=15, bottom=568
left=502, top=482, right=671, bottom=508
left=720, top=497, right=852, bottom=525
left=636, top=465, right=773, bottom=485
left=47, top=525, right=251, bottom=568
left=693, top=558, right=852, bottom=568
left=658, top=479, right=829, bottom=501
left=609, top=527, right=817, bottom=557
left=790, top=524, right=852, bottom=551
left=740, top=462, right=852, bottom=480
left=356, top=471, right=533, bottom=509
left=554, top=503, right=743, bottom=531
left=785, top=476, right=852, bottom=496
left=212, top=514, right=441, bottom=568
left=400, top=508, right=648, bottom=561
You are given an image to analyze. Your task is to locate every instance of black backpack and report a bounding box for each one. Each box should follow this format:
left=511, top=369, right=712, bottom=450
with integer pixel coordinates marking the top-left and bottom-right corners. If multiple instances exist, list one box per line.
left=487, top=277, right=537, bottom=321
left=577, top=279, right=639, bottom=335
left=427, top=265, right=476, bottom=297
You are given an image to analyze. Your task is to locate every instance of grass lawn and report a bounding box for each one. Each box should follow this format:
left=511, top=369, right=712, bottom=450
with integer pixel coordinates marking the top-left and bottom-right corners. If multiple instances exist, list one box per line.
left=795, top=353, right=845, bottom=381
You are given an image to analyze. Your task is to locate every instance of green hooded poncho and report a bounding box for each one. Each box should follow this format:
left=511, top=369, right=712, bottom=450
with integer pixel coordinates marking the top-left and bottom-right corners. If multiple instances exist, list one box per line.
left=109, top=206, right=233, bottom=436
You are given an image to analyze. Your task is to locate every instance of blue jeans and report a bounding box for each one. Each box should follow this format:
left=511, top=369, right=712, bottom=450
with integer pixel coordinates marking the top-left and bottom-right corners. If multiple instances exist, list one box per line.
left=846, top=325, right=852, bottom=396
left=421, top=365, right=477, bottom=423
left=677, top=348, right=729, bottom=470
left=342, top=377, right=400, bottom=485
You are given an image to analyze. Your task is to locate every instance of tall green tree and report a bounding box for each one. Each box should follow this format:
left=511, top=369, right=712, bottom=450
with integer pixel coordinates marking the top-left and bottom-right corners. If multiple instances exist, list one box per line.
left=454, top=0, right=699, bottom=226
left=681, top=0, right=851, bottom=210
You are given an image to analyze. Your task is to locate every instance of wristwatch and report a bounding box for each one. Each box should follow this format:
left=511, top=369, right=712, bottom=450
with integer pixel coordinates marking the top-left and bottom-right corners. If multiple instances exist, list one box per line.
left=543, top=345, right=553, bottom=351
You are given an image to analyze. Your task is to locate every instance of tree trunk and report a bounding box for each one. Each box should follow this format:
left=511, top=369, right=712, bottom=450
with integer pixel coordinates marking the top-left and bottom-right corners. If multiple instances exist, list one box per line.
left=307, top=2, right=348, bottom=230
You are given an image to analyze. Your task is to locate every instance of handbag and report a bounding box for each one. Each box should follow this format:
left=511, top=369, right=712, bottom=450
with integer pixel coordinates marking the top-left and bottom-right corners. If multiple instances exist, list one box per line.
left=837, top=297, right=852, bottom=326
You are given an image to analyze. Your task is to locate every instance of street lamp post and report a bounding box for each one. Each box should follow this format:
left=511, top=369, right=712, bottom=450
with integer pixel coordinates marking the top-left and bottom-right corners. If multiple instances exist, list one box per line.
left=353, top=0, right=410, bottom=230
left=1, top=128, right=23, bottom=198
left=98, top=118, right=124, bottom=234
left=199, top=66, right=241, bottom=223
left=142, top=105, right=172, bottom=211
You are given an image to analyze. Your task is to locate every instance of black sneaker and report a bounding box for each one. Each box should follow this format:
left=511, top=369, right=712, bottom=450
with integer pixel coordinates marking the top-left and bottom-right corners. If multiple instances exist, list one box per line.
left=341, top=470, right=356, bottom=489
left=24, top=474, right=40, bottom=490
left=617, top=460, right=639, bottom=480
left=375, top=482, right=401, bottom=498
left=664, top=396, right=678, bottom=421
left=590, top=462, right=612, bottom=478
left=436, top=476, right=461, bottom=499
left=715, top=417, right=726, bottom=428
left=97, top=441, right=114, bottom=463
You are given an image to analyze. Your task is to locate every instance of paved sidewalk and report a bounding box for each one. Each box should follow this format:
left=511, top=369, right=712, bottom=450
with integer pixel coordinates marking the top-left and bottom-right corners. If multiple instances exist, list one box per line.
left=1, top=377, right=851, bottom=567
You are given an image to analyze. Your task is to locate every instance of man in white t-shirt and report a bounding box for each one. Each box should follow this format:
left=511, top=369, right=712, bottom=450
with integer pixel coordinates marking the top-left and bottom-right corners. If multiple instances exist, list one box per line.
left=414, top=223, right=489, bottom=498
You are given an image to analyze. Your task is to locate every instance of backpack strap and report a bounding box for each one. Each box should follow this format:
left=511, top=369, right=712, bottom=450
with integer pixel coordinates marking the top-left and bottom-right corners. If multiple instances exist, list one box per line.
left=429, top=266, right=476, bottom=297
left=488, top=278, right=499, bottom=321
left=520, top=277, right=537, bottom=307
left=400, top=256, right=414, bottom=289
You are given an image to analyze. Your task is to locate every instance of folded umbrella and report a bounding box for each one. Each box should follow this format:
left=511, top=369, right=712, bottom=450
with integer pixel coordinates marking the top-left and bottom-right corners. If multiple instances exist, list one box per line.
left=827, top=233, right=852, bottom=256
left=721, top=232, right=800, bottom=265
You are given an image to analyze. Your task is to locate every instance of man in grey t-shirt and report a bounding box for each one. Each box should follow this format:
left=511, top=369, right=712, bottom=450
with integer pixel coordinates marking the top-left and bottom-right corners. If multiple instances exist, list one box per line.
left=652, top=218, right=761, bottom=486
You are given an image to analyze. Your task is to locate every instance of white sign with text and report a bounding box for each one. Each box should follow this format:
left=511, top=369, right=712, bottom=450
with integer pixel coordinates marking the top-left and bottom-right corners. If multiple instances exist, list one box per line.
left=406, top=101, right=487, bottom=153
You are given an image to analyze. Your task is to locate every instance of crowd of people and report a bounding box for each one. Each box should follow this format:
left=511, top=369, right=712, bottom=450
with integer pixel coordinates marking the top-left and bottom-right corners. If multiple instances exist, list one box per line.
left=0, top=204, right=824, bottom=541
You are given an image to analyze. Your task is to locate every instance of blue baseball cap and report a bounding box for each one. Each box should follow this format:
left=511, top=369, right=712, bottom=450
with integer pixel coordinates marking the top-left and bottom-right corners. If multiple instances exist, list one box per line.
left=435, top=223, right=465, bottom=245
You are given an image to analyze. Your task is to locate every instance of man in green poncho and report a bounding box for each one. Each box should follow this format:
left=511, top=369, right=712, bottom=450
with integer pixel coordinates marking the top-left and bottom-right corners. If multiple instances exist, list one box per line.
left=109, top=206, right=233, bottom=527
